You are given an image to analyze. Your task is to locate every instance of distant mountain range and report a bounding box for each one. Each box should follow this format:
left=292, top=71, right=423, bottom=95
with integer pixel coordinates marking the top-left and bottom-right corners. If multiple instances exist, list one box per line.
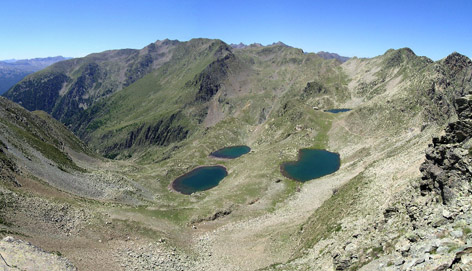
left=230, top=41, right=290, bottom=49
left=230, top=42, right=350, bottom=63
left=315, top=51, right=350, bottom=63
left=0, top=56, right=69, bottom=94
left=230, top=42, right=262, bottom=49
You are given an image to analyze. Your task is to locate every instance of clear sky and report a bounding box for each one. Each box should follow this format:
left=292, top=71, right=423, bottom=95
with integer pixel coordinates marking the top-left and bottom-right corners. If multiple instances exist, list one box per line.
left=1, top=0, right=471, bottom=61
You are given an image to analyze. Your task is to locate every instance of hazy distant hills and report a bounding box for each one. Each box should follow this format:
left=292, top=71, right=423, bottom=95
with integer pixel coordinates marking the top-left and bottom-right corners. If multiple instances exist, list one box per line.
left=315, top=51, right=350, bottom=63
left=0, top=56, right=69, bottom=94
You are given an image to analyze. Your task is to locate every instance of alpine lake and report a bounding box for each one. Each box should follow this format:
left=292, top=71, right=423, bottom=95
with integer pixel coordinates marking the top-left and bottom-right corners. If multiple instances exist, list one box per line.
left=171, top=146, right=251, bottom=194
left=210, top=145, right=251, bottom=159
left=172, top=145, right=341, bottom=194
left=280, top=149, right=340, bottom=182
left=171, top=166, right=228, bottom=195
left=324, top=108, right=351, bottom=113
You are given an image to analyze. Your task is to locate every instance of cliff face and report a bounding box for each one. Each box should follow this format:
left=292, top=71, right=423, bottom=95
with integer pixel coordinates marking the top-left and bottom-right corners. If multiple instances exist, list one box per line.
left=420, top=96, right=472, bottom=205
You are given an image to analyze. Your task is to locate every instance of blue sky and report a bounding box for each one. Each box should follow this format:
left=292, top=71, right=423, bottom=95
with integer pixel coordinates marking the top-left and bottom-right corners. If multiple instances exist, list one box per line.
left=1, top=0, right=471, bottom=60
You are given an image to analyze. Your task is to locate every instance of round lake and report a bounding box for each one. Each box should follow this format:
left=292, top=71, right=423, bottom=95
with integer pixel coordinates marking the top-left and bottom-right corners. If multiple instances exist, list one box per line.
left=324, top=108, right=351, bottom=113
left=281, top=149, right=340, bottom=182
left=210, top=145, right=251, bottom=159
left=172, top=166, right=228, bottom=195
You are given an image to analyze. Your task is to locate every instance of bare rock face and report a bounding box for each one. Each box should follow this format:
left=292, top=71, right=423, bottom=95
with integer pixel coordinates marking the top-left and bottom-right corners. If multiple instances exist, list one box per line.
left=420, top=95, right=472, bottom=204
left=0, top=236, right=76, bottom=270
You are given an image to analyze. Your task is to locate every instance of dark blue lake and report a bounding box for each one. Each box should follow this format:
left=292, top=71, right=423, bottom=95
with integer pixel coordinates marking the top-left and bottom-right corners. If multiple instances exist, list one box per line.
left=324, top=108, right=351, bottom=113
left=281, top=149, right=340, bottom=182
left=172, top=166, right=228, bottom=195
left=210, top=145, right=251, bottom=159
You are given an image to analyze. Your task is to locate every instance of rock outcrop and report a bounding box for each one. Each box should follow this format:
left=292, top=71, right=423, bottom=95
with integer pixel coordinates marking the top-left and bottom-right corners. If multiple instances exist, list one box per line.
left=362, top=95, right=472, bottom=270
left=420, top=95, right=472, bottom=205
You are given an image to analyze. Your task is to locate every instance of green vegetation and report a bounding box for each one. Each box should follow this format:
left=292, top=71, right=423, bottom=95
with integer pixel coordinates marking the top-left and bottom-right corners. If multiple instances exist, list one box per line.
left=8, top=124, right=82, bottom=172
left=132, top=206, right=193, bottom=226
left=33, top=110, right=90, bottom=155
left=0, top=97, right=86, bottom=172
left=463, top=226, right=472, bottom=235
left=296, top=173, right=369, bottom=253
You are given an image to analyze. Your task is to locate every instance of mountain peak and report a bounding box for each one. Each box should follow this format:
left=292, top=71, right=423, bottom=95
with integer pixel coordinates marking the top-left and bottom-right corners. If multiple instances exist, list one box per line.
left=230, top=42, right=247, bottom=49
left=250, top=43, right=263, bottom=48
left=382, top=47, right=420, bottom=68
left=443, top=52, right=472, bottom=67
left=270, top=41, right=290, bottom=47
left=385, top=47, right=416, bottom=57
left=154, top=38, right=179, bottom=46
left=441, top=52, right=472, bottom=77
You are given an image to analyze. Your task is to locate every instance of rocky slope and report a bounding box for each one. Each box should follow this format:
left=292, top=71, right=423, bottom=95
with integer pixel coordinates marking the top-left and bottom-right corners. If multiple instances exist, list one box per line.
left=0, top=236, right=76, bottom=270
left=354, top=95, right=472, bottom=271
left=0, top=97, right=176, bottom=270
left=0, top=97, right=146, bottom=202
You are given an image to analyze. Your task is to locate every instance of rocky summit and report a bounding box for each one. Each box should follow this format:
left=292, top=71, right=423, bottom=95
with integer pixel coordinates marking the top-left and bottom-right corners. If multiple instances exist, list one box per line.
left=0, top=39, right=471, bottom=270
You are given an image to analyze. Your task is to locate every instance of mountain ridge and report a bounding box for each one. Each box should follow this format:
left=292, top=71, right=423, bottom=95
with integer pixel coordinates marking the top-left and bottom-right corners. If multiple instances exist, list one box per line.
left=230, top=42, right=351, bottom=63
left=4, top=40, right=469, bottom=158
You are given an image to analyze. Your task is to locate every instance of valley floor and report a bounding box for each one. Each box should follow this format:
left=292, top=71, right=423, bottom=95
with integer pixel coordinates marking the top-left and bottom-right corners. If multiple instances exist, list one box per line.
left=0, top=103, right=445, bottom=271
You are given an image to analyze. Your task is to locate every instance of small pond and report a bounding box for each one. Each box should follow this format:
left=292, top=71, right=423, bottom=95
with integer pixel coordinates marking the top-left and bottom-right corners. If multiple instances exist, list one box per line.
left=210, top=145, right=251, bottom=159
left=281, top=149, right=340, bottom=182
left=324, top=108, right=351, bottom=113
left=172, top=166, right=228, bottom=195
